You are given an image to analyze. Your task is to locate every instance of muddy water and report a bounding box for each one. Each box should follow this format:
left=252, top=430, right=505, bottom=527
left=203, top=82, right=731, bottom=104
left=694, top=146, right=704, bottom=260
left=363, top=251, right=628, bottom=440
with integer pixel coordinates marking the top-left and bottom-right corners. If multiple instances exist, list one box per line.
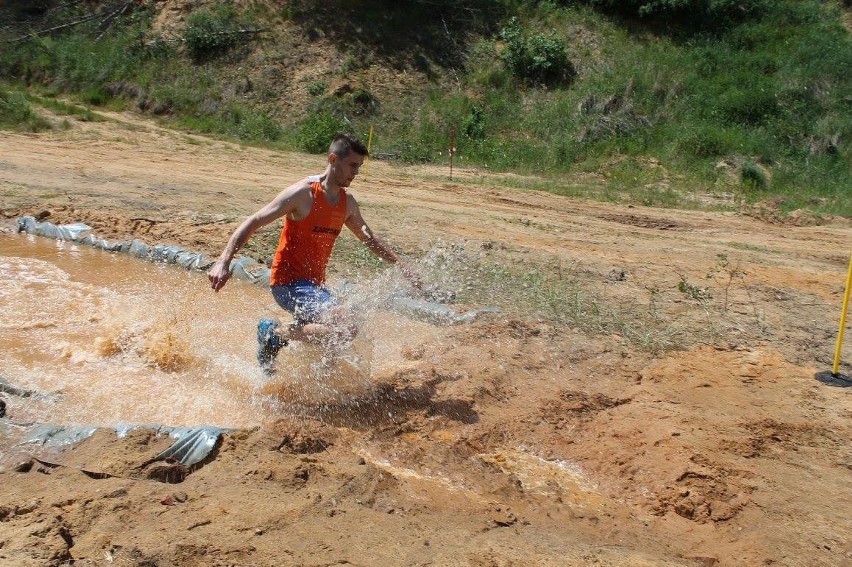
left=1, top=232, right=435, bottom=429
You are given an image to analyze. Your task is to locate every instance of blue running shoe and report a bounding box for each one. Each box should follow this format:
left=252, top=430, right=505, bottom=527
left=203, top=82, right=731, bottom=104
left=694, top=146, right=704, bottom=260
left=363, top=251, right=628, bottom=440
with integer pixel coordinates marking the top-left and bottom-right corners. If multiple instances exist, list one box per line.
left=257, top=319, right=287, bottom=375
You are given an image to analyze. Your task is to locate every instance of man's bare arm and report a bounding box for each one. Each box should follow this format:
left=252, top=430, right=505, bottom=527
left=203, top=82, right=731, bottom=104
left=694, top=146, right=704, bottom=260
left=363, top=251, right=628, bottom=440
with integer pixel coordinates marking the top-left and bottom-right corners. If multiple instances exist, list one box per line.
left=208, top=181, right=309, bottom=291
left=344, top=196, right=398, bottom=262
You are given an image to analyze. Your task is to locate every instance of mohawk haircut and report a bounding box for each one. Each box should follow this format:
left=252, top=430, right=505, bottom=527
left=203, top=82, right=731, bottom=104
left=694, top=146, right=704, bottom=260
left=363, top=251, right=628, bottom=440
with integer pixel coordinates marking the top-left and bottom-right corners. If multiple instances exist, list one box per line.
left=329, top=133, right=368, bottom=159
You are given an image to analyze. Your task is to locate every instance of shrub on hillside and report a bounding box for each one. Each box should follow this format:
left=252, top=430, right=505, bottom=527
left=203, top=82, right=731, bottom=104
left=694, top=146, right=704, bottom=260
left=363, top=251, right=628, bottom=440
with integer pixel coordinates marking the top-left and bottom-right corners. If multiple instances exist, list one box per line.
left=741, top=160, right=770, bottom=189
left=184, top=8, right=252, bottom=62
left=499, top=18, right=576, bottom=87
left=0, top=89, right=51, bottom=131
left=678, top=125, right=733, bottom=158
left=463, top=105, right=487, bottom=140
left=297, top=111, right=347, bottom=154
left=717, top=87, right=779, bottom=125
left=582, top=0, right=767, bottom=29
left=306, top=81, right=327, bottom=97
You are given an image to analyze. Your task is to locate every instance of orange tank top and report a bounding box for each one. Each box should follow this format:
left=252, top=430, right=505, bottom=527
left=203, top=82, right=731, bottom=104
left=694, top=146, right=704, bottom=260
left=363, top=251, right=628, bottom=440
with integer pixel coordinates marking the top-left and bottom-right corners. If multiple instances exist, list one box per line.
left=270, top=178, right=347, bottom=286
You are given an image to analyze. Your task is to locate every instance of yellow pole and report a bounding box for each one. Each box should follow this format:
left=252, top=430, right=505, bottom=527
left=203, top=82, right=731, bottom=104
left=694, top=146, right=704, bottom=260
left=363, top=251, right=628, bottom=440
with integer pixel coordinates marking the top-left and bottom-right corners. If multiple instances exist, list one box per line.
left=449, top=127, right=455, bottom=181
left=364, top=125, right=374, bottom=177
left=833, top=248, right=852, bottom=375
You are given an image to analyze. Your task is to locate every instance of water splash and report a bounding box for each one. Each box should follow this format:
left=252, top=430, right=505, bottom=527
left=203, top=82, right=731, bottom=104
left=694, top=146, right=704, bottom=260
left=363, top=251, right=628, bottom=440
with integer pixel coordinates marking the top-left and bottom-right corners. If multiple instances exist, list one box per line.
left=0, top=235, right=268, bottom=427
left=0, top=233, right=477, bottom=429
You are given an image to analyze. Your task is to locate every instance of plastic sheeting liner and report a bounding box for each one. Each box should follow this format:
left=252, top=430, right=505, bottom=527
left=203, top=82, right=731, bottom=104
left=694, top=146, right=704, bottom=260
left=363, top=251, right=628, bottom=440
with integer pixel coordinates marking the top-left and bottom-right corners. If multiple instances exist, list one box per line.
left=7, top=419, right=228, bottom=467
left=152, top=427, right=224, bottom=467
left=2, top=372, right=228, bottom=468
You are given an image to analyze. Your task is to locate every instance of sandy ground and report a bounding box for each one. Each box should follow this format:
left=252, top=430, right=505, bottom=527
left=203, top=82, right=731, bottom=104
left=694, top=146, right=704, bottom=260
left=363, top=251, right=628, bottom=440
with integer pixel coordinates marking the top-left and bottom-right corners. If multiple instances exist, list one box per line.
left=1, top=110, right=851, bottom=567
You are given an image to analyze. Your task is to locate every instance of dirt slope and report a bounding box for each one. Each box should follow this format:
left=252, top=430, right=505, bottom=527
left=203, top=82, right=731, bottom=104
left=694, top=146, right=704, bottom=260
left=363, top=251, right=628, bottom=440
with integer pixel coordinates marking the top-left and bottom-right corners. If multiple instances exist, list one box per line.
left=0, top=110, right=850, bottom=567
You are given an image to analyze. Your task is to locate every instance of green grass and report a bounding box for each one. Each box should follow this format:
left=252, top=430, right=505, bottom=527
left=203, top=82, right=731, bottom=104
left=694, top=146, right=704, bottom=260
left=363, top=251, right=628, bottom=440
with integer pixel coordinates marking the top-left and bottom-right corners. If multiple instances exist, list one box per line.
left=0, top=86, right=51, bottom=131
left=28, top=94, right=103, bottom=122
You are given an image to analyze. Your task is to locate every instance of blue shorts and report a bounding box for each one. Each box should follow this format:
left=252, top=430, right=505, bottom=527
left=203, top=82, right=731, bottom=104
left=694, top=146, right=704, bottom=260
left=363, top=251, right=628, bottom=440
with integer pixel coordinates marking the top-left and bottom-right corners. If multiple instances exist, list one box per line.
left=270, top=280, right=337, bottom=324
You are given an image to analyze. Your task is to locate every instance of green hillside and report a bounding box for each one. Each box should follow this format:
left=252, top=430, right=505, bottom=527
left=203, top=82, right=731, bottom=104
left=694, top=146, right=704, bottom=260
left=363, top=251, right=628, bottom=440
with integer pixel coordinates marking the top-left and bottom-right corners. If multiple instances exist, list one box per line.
left=1, top=0, right=849, bottom=216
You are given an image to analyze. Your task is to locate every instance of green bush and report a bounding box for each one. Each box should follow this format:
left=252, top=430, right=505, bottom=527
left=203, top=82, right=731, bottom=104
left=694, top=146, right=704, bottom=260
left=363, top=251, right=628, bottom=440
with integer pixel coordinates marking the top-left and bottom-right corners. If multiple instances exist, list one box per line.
left=741, top=160, right=769, bottom=189
left=678, top=125, right=733, bottom=158
left=0, top=89, right=30, bottom=122
left=80, top=86, right=109, bottom=106
left=499, top=18, right=575, bottom=87
left=463, top=105, right=487, bottom=140
left=0, top=89, right=50, bottom=131
left=306, top=81, right=327, bottom=97
left=716, top=88, right=779, bottom=125
left=350, top=88, right=377, bottom=115
left=222, top=103, right=283, bottom=142
left=297, top=111, right=346, bottom=154
left=184, top=8, right=250, bottom=62
left=583, top=0, right=768, bottom=28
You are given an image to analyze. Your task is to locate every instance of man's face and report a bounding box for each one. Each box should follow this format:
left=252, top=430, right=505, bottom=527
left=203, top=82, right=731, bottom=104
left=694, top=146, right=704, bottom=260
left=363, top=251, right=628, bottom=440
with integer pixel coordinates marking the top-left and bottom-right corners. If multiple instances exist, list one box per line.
left=330, top=151, right=365, bottom=187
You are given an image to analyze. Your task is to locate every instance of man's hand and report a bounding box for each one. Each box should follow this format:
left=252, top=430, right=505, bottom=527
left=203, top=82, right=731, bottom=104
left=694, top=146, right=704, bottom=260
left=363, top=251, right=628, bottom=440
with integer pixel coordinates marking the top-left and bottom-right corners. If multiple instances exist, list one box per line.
left=208, top=260, right=231, bottom=292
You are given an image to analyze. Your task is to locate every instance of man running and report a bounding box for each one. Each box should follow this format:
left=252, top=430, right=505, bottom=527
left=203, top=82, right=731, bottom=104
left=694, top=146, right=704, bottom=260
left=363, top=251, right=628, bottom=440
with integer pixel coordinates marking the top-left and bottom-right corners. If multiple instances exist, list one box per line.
left=207, top=133, right=418, bottom=373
